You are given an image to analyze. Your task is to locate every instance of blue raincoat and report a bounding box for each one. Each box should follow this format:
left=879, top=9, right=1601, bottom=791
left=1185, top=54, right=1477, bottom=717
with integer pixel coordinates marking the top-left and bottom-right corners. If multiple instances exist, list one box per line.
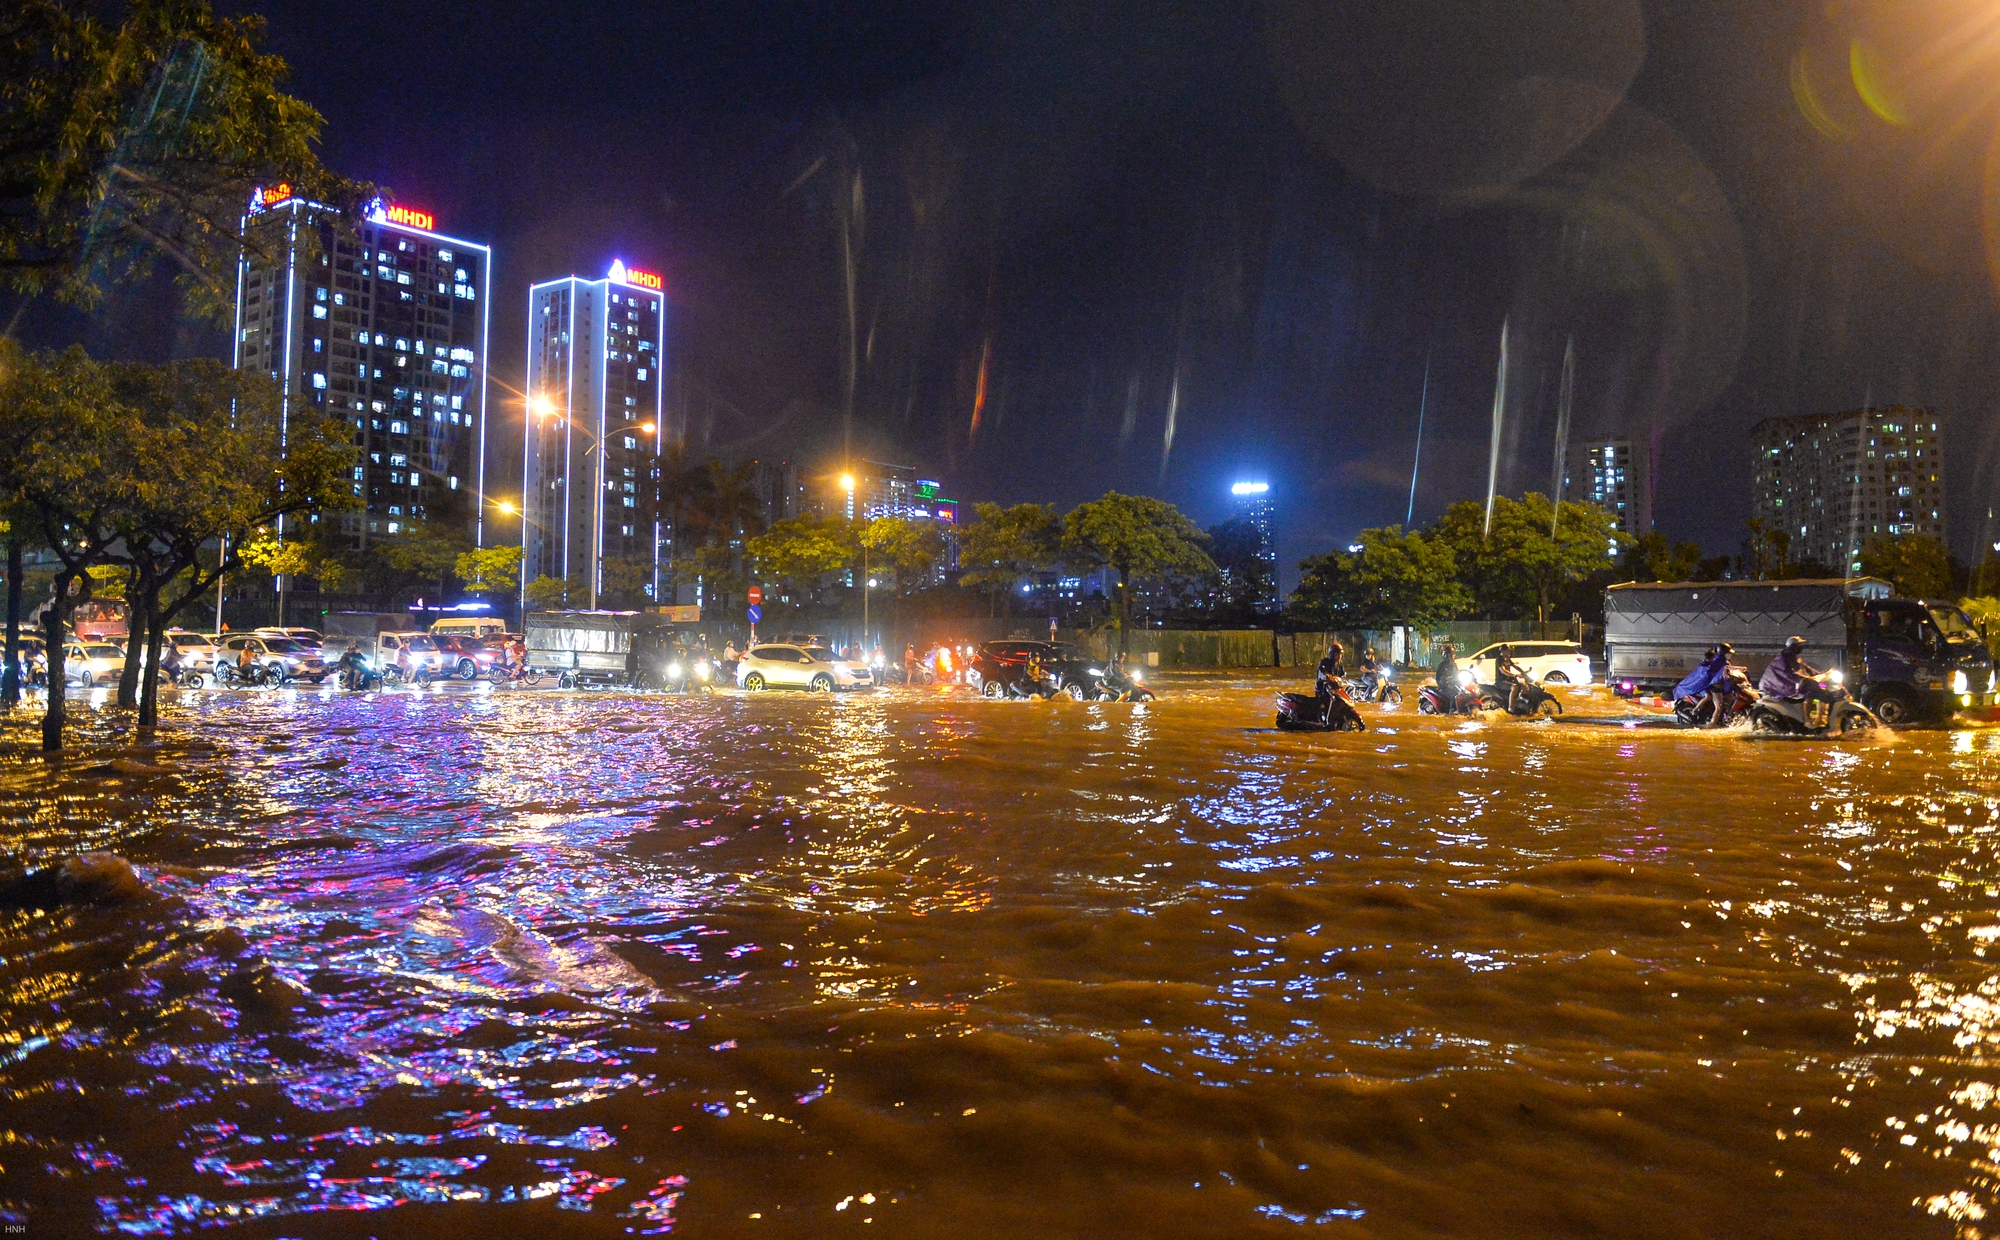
left=1673, top=650, right=1728, bottom=701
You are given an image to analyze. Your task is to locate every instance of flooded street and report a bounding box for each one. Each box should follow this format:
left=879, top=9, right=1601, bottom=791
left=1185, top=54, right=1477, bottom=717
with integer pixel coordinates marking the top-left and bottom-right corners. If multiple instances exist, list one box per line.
left=3, top=676, right=1998, bottom=1237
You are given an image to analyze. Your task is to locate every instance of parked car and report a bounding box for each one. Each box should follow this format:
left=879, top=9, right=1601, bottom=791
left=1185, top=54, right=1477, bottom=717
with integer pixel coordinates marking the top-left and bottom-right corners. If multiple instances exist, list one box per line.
left=218, top=634, right=328, bottom=684
left=64, top=642, right=126, bottom=687
left=735, top=643, right=874, bottom=692
left=433, top=634, right=503, bottom=680
left=1463, top=641, right=1594, bottom=687
left=966, top=641, right=1098, bottom=699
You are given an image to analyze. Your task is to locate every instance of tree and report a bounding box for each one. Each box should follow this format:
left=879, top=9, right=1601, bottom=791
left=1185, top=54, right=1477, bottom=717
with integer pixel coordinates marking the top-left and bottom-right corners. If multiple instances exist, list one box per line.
left=1627, top=532, right=1704, bottom=584
left=1861, top=534, right=1953, bottom=599
left=0, top=0, right=364, bottom=313
left=957, top=502, right=1059, bottom=616
left=1741, top=517, right=1792, bottom=581
left=523, top=574, right=570, bottom=612
left=860, top=516, right=946, bottom=596
left=1061, top=492, right=1215, bottom=650
left=1205, top=518, right=1274, bottom=620
left=747, top=515, right=858, bottom=599
left=455, top=545, right=521, bottom=597
left=1430, top=493, right=1628, bottom=621
left=1289, top=526, right=1469, bottom=630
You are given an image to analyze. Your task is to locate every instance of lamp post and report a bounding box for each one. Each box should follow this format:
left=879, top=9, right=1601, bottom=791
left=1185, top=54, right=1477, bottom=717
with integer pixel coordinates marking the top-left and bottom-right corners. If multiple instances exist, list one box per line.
left=842, top=472, right=867, bottom=650
left=533, top=396, right=653, bottom=611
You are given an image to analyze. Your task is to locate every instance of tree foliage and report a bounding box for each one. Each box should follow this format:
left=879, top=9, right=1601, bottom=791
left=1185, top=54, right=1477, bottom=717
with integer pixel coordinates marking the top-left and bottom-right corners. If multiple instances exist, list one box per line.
left=1429, top=494, right=1628, bottom=619
left=455, top=545, right=521, bottom=596
left=1289, top=526, right=1469, bottom=629
left=746, top=515, right=857, bottom=593
left=1062, top=492, right=1213, bottom=645
left=859, top=515, right=946, bottom=595
left=1860, top=533, right=1953, bottom=600
left=0, top=0, right=366, bottom=312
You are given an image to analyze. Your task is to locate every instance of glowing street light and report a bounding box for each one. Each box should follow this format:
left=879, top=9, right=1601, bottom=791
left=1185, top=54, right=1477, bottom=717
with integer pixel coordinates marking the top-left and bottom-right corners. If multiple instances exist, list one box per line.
left=529, top=394, right=556, bottom=419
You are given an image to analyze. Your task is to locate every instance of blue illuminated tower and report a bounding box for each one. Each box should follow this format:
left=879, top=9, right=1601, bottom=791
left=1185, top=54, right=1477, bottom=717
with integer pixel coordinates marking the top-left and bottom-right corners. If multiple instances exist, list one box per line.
left=523, top=260, right=668, bottom=607
left=234, top=190, right=492, bottom=550
left=1230, top=481, right=1279, bottom=611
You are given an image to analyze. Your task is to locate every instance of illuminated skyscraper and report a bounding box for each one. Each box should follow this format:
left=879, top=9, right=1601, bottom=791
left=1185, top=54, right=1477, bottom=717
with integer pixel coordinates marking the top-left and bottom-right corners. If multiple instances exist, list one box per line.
left=1564, top=437, right=1651, bottom=535
left=1230, top=481, right=1279, bottom=612
left=1751, top=407, right=1945, bottom=572
left=234, top=188, right=492, bottom=548
left=523, top=261, right=667, bottom=605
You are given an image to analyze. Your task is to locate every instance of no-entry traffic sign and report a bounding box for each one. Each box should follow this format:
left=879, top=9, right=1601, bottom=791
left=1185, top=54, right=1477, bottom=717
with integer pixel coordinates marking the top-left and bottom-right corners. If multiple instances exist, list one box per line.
left=747, top=586, right=762, bottom=606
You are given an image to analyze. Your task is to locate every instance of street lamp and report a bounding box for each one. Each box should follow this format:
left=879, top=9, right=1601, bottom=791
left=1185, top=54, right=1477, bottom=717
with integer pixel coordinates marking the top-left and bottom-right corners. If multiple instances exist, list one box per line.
left=841, top=473, right=868, bottom=649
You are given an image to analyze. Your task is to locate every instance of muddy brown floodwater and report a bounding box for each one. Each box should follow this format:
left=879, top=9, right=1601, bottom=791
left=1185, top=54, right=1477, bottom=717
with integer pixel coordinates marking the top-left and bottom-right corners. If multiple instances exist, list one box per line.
left=2, top=675, right=1999, bottom=1237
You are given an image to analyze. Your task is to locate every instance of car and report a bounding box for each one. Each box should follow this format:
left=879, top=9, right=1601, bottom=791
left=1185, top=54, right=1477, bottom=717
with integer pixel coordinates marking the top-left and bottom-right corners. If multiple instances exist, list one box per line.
left=375, top=631, right=446, bottom=678
left=164, top=629, right=221, bottom=671
left=252, top=627, right=325, bottom=652
left=966, top=640, right=1098, bottom=698
left=1464, top=641, right=1593, bottom=687
left=433, top=634, right=503, bottom=680
left=219, top=634, right=328, bottom=684
left=63, top=642, right=126, bottom=687
left=735, top=643, right=873, bottom=692
left=430, top=616, right=508, bottom=640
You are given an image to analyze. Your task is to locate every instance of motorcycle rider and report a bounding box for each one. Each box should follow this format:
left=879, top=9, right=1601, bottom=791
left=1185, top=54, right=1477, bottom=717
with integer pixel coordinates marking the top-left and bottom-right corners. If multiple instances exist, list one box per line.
left=1757, top=635, right=1827, bottom=702
left=1315, top=641, right=1346, bottom=722
left=1673, top=645, right=1728, bottom=724
left=1704, top=643, right=1741, bottom=728
left=335, top=641, right=371, bottom=689
left=1357, top=646, right=1382, bottom=702
left=1493, top=645, right=1528, bottom=713
left=1433, top=642, right=1461, bottom=715
left=235, top=641, right=258, bottom=686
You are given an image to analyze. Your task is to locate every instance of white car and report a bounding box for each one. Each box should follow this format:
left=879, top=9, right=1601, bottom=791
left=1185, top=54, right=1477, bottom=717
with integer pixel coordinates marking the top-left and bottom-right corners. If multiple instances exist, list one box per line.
left=735, top=643, right=874, bottom=692
left=64, top=642, right=126, bottom=687
left=253, top=627, right=325, bottom=652
left=1465, top=641, right=1593, bottom=687
left=164, top=629, right=221, bottom=672
left=219, top=635, right=328, bottom=683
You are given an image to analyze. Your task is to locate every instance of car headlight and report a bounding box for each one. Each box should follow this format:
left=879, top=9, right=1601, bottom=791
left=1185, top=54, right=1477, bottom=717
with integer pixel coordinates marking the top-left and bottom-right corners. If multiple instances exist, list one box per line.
left=1087, top=667, right=1104, bottom=677
left=1953, top=669, right=1969, bottom=694
left=1825, top=668, right=1846, bottom=687
left=667, top=661, right=683, bottom=679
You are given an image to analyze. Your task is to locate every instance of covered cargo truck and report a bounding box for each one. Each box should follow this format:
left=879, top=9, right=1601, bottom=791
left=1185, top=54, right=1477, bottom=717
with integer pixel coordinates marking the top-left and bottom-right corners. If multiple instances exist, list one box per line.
left=524, top=610, right=700, bottom=688
left=1603, top=578, right=1995, bottom=723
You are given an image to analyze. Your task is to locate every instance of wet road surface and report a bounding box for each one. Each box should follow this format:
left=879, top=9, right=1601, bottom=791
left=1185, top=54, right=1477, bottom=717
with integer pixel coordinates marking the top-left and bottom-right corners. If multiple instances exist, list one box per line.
left=1, top=676, right=1996, bottom=1237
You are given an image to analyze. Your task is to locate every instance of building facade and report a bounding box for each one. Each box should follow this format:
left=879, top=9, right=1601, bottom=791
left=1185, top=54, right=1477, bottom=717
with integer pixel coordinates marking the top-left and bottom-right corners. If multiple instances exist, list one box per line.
left=1750, top=407, right=1946, bottom=572
left=1564, top=437, right=1649, bottom=536
left=1228, top=481, right=1279, bottom=612
left=522, top=260, right=667, bottom=604
left=235, top=189, right=492, bottom=547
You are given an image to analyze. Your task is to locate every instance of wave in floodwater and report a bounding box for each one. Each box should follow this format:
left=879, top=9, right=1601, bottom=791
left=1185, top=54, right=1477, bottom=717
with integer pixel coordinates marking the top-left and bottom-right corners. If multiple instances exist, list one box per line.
left=0, top=677, right=1995, bottom=1237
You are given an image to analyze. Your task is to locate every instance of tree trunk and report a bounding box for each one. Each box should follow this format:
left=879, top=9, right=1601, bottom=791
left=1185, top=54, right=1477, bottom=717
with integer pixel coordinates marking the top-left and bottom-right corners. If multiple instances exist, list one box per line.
left=41, top=573, right=77, bottom=752
left=2, top=534, right=19, bottom=708
left=1115, top=566, right=1130, bottom=655
left=138, top=603, right=167, bottom=731
left=116, top=585, right=148, bottom=709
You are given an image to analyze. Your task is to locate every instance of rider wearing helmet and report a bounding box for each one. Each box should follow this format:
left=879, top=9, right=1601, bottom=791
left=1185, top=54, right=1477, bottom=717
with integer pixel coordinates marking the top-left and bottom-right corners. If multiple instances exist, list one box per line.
left=1757, top=635, right=1822, bottom=700
left=1493, top=644, right=1528, bottom=713
left=1704, top=642, right=1739, bottom=727
left=1433, top=641, right=1460, bottom=714
left=1315, top=641, right=1346, bottom=720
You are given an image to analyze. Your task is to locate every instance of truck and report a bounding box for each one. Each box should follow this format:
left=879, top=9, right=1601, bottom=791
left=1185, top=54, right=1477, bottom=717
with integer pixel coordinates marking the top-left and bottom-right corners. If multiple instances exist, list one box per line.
left=524, top=609, right=701, bottom=688
left=1603, top=577, right=1996, bottom=723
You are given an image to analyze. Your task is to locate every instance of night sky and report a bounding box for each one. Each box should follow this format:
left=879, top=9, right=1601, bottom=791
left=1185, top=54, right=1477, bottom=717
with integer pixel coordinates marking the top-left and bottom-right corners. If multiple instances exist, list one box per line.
left=32, top=0, right=2000, bottom=587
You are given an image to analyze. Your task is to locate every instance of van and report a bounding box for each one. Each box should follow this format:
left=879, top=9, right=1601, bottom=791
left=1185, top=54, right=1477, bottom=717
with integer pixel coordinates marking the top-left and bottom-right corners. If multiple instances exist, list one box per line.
left=431, top=616, right=507, bottom=639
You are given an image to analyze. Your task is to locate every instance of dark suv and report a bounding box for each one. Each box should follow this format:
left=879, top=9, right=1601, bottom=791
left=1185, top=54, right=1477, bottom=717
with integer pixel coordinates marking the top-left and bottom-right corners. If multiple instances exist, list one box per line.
left=969, top=641, right=1097, bottom=699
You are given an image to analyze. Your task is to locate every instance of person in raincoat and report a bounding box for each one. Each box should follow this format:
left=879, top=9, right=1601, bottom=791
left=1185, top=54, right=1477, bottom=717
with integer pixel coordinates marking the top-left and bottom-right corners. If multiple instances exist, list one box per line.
left=1673, top=646, right=1727, bottom=703
left=1757, top=636, right=1824, bottom=700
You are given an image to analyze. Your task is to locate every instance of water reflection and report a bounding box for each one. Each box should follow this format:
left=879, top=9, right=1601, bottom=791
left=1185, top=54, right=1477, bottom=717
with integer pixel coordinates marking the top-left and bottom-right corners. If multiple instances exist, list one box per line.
left=3, top=687, right=2000, bottom=1234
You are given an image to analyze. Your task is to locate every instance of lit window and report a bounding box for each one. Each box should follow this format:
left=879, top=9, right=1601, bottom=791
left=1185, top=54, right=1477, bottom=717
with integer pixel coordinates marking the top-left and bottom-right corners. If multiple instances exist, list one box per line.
left=623, top=436, right=638, bottom=450
left=438, top=249, right=453, bottom=262
left=389, top=454, right=407, bottom=466
left=636, top=368, right=647, bottom=380
left=387, top=521, right=400, bottom=534
left=389, top=420, right=408, bottom=434
left=448, top=475, right=459, bottom=490
left=312, top=305, right=327, bottom=319
left=311, top=372, right=326, bottom=389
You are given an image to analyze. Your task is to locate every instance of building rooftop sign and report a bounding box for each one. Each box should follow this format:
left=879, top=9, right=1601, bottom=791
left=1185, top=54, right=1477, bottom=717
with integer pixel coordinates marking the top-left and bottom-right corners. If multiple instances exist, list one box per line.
left=607, top=259, right=664, bottom=291
left=1231, top=481, right=1270, bottom=495
left=366, top=200, right=436, bottom=231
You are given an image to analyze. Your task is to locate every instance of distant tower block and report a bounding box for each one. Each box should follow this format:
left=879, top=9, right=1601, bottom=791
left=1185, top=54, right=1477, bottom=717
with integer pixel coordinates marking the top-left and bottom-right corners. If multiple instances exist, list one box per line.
left=1230, top=481, right=1279, bottom=612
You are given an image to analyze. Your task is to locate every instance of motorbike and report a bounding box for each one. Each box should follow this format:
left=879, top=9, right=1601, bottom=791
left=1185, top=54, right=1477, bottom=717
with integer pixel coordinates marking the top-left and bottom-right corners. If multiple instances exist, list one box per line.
left=1470, top=678, right=1563, bottom=717
left=213, top=660, right=271, bottom=689
left=1673, top=666, right=1758, bottom=728
left=1276, top=678, right=1366, bottom=731
left=662, top=655, right=716, bottom=694
left=379, top=663, right=433, bottom=687
left=336, top=658, right=384, bottom=691
left=1342, top=673, right=1401, bottom=706
left=1746, top=671, right=1880, bottom=737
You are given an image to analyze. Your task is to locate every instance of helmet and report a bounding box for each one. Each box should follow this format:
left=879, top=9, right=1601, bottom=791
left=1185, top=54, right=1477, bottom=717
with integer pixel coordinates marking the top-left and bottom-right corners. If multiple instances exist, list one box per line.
left=1784, top=635, right=1806, bottom=651
left=1718, top=642, right=1734, bottom=655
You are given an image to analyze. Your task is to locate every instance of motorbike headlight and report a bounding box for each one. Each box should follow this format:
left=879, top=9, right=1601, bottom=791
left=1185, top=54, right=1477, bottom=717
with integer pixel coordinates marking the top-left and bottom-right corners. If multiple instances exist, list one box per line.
left=1459, top=671, right=1475, bottom=688
left=1130, top=669, right=1143, bottom=682
left=1953, top=669, right=1969, bottom=694
left=1087, top=668, right=1103, bottom=677
left=1989, top=670, right=1996, bottom=694
left=1825, top=668, right=1846, bottom=687
left=696, top=661, right=711, bottom=680
left=667, top=661, right=683, bottom=678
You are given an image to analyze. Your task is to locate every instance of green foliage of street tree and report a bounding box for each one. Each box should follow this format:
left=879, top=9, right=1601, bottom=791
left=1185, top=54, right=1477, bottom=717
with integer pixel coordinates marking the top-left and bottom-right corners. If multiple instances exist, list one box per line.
left=1627, top=532, right=1706, bottom=583
left=1429, top=493, right=1629, bottom=620
left=1061, top=492, right=1214, bottom=650
left=859, top=515, right=946, bottom=596
left=522, top=574, right=571, bottom=612
left=958, top=502, right=1059, bottom=616
left=1860, top=533, right=1954, bottom=599
left=454, top=545, right=521, bottom=597
left=746, top=516, right=857, bottom=603
left=0, top=0, right=365, bottom=313
left=1289, top=526, right=1470, bottom=630
left=0, top=344, right=353, bottom=745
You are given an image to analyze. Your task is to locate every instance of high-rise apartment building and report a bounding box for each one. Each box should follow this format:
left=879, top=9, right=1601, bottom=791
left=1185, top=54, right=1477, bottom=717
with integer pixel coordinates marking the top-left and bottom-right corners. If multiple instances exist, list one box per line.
left=1750, top=406, right=1946, bottom=572
left=235, top=188, right=491, bottom=546
left=1229, top=481, right=1279, bottom=612
left=523, top=261, right=667, bottom=605
left=1564, top=438, right=1649, bottom=535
